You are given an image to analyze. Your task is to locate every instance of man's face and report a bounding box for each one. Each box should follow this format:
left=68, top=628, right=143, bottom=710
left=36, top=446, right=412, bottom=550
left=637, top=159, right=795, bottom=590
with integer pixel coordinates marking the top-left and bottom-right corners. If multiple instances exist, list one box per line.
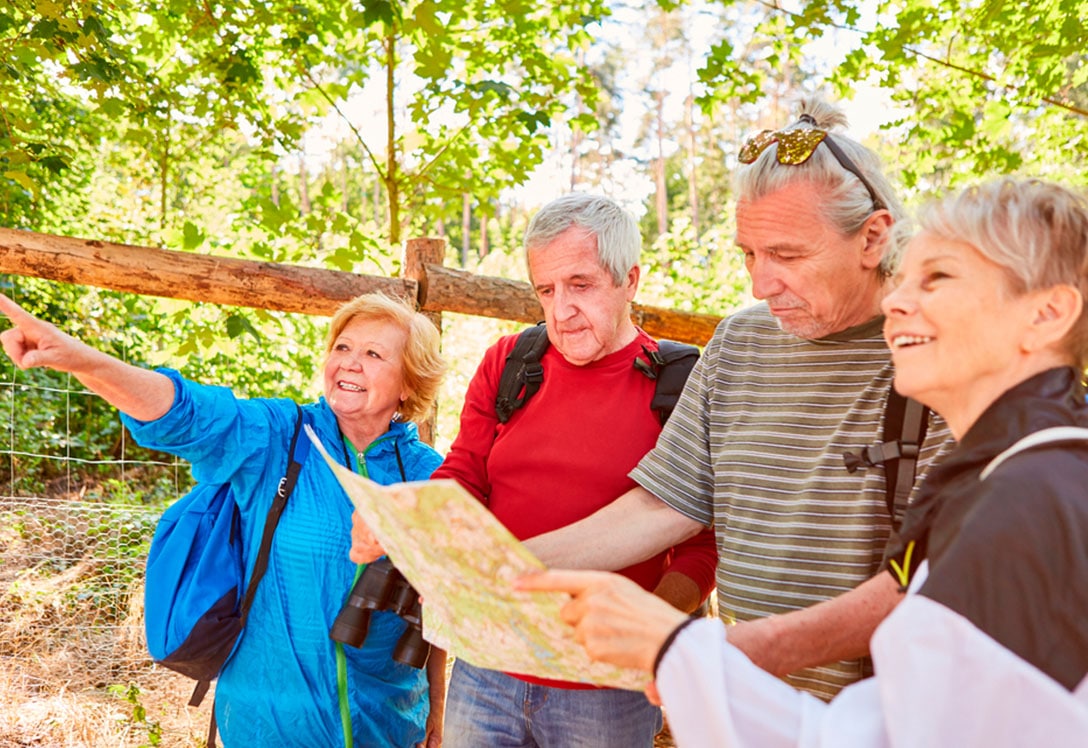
left=529, top=226, right=639, bottom=366
left=735, top=181, right=887, bottom=339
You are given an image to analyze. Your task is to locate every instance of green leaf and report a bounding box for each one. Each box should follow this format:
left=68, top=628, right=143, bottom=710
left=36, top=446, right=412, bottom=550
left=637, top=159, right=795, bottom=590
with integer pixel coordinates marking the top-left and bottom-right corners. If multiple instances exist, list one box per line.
left=30, top=18, right=59, bottom=39
left=182, top=221, right=205, bottom=250
left=4, top=169, right=36, bottom=194
left=34, top=0, right=64, bottom=20
left=362, top=0, right=396, bottom=26
left=225, top=313, right=262, bottom=342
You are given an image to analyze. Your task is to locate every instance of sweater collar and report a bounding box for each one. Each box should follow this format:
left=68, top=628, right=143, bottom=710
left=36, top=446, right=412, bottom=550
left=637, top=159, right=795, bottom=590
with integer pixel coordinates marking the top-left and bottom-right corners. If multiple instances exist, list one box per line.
left=547, top=328, right=655, bottom=372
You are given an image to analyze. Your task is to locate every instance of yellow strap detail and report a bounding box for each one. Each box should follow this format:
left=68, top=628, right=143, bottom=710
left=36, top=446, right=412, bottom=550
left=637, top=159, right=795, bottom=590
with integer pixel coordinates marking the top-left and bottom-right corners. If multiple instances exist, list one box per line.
left=888, top=540, right=915, bottom=589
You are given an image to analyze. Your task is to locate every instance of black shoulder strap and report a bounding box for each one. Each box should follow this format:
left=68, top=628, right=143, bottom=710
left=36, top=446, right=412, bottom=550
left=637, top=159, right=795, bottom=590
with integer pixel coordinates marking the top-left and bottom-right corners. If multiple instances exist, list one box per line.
left=495, top=324, right=550, bottom=423
left=239, top=403, right=310, bottom=620
left=635, top=340, right=700, bottom=424
left=843, top=388, right=930, bottom=529
left=495, top=326, right=700, bottom=426
left=191, top=404, right=310, bottom=720
left=885, top=391, right=929, bottom=523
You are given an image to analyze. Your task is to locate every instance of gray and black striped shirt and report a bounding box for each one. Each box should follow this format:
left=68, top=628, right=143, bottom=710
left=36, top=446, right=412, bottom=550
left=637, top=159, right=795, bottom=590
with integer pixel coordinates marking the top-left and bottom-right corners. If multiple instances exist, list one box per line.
left=632, top=304, right=952, bottom=700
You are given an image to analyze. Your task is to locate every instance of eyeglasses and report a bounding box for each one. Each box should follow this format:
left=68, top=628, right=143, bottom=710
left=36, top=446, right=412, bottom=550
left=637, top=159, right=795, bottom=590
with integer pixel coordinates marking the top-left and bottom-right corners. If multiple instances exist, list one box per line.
left=738, top=127, right=886, bottom=212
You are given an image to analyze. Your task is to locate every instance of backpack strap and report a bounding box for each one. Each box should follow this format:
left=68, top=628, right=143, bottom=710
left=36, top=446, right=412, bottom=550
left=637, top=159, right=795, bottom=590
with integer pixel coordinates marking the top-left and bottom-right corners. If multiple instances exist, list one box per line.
left=196, top=404, right=312, bottom=746
left=495, top=324, right=700, bottom=426
left=842, top=388, right=930, bottom=530
left=495, top=324, right=550, bottom=424
left=634, top=340, right=700, bottom=424
left=238, top=403, right=311, bottom=624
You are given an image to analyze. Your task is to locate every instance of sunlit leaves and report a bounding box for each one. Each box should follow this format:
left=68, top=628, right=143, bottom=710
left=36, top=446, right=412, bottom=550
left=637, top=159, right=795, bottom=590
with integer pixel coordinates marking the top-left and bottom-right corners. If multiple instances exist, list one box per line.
left=697, top=0, right=1087, bottom=190
left=181, top=220, right=205, bottom=250
left=225, top=312, right=261, bottom=342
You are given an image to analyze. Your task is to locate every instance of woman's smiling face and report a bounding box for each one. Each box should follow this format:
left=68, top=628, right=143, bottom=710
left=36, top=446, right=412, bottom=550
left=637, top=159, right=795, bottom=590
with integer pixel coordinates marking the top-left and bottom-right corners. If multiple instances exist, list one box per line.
left=881, top=231, right=1041, bottom=436
left=323, top=316, right=409, bottom=427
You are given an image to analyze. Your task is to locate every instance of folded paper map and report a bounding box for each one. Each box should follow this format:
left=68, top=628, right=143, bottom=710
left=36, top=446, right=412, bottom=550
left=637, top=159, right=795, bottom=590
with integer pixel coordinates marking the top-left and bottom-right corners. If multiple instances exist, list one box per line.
left=305, top=426, right=649, bottom=690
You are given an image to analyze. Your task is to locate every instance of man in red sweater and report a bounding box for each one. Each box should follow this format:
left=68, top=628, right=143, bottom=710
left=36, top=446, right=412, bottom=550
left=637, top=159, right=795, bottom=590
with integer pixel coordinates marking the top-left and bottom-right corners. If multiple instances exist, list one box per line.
left=433, top=193, right=717, bottom=747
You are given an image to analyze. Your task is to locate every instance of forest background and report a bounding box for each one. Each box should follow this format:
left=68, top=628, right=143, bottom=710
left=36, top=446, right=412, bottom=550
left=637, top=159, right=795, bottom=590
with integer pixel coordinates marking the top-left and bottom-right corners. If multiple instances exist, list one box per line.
left=0, top=0, right=1086, bottom=745
left=3, top=0, right=1087, bottom=446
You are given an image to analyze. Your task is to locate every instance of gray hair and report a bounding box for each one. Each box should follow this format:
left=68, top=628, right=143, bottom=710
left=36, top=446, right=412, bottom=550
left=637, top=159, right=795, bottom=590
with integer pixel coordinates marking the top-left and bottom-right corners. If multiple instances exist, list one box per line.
left=523, top=193, right=641, bottom=285
left=735, top=95, right=904, bottom=274
left=917, top=178, right=1088, bottom=367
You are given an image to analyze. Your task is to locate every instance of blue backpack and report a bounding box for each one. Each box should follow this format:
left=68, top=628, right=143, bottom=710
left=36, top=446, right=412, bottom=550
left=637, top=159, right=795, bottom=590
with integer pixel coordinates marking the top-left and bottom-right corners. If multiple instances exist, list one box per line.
left=144, top=405, right=311, bottom=708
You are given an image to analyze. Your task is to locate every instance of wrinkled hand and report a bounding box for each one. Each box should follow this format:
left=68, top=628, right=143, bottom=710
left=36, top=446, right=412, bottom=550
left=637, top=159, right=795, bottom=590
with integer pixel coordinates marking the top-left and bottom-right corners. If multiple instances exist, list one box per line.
left=349, top=510, right=385, bottom=564
left=418, top=712, right=443, bottom=748
left=515, top=569, right=687, bottom=674
left=0, top=293, right=87, bottom=373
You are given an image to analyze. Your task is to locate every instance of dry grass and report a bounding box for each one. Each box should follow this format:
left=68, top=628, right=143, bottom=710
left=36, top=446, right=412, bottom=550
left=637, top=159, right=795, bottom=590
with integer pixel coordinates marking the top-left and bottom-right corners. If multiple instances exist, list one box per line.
left=0, top=506, right=212, bottom=748
left=0, top=500, right=681, bottom=748
left=0, top=586, right=215, bottom=748
left=0, top=666, right=213, bottom=748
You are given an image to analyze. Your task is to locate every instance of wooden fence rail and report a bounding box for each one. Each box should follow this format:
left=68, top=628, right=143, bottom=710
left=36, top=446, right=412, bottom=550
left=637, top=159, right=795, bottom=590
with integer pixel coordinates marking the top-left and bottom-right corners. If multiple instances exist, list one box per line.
left=0, top=228, right=722, bottom=346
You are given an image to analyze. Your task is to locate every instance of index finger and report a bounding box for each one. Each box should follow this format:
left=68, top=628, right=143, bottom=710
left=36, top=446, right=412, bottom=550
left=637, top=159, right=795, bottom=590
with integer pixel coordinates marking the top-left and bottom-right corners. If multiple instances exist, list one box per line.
left=0, top=293, right=36, bottom=326
left=514, top=569, right=613, bottom=595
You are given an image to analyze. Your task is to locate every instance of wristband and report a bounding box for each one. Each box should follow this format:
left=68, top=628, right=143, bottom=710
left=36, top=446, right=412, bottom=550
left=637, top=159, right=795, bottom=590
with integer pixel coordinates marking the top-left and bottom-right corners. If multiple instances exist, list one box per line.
left=652, top=615, right=703, bottom=678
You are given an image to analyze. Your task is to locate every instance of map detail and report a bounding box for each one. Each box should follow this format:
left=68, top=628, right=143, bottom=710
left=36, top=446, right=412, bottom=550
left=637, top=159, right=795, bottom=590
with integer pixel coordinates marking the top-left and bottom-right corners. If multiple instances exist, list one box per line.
left=306, top=426, right=649, bottom=690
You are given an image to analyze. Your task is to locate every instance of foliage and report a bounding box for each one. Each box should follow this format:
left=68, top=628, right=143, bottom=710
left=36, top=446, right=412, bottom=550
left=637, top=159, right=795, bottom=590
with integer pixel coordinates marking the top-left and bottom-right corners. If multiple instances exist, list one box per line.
left=107, top=683, right=163, bottom=747
left=1, top=0, right=610, bottom=240
left=639, top=217, right=751, bottom=318
left=696, top=0, right=1088, bottom=192
left=0, top=275, right=317, bottom=501
left=0, top=0, right=621, bottom=369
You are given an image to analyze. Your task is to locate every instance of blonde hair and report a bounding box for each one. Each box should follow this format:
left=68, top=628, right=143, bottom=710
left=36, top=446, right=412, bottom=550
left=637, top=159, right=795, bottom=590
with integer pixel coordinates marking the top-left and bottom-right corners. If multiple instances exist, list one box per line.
left=324, top=293, right=446, bottom=423
left=919, top=178, right=1088, bottom=367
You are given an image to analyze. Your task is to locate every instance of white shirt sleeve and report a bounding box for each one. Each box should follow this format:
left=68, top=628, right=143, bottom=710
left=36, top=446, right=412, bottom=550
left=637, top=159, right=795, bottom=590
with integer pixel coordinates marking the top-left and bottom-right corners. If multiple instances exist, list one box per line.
left=656, top=598, right=1088, bottom=748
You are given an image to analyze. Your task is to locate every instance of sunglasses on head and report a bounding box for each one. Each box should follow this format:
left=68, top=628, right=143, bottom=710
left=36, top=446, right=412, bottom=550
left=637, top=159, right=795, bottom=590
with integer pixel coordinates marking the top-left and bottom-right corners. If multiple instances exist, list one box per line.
left=738, top=121, right=886, bottom=212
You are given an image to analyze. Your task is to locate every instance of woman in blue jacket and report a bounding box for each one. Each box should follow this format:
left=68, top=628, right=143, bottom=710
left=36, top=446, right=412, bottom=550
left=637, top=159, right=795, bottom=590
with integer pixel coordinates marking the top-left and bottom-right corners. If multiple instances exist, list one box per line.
left=0, top=292, right=448, bottom=747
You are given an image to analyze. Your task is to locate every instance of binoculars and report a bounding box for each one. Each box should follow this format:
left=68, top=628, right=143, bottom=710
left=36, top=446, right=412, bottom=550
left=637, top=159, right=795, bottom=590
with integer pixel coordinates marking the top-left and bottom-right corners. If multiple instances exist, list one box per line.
left=329, top=557, right=431, bottom=669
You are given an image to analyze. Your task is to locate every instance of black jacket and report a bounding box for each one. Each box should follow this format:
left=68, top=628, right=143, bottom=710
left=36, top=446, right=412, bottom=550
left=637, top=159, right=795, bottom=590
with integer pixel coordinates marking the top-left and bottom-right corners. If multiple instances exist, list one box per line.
left=887, top=367, right=1088, bottom=690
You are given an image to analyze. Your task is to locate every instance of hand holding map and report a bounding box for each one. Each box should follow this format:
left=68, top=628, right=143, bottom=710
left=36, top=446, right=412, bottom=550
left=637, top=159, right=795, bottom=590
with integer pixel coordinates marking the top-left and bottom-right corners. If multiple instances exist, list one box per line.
left=306, top=426, right=650, bottom=690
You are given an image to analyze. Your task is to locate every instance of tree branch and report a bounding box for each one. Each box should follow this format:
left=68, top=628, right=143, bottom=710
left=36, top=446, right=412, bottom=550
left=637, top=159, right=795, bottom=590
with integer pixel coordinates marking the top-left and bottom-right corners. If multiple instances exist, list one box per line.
left=903, top=45, right=1088, bottom=119
left=750, top=0, right=1088, bottom=120
left=416, top=121, right=472, bottom=179
left=293, top=57, right=387, bottom=179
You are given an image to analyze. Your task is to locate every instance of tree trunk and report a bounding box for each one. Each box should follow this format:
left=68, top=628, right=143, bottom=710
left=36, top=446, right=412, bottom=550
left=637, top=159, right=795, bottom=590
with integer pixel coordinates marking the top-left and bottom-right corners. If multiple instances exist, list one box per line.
left=685, top=92, right=699, bottom=234
left=654, top=89, right=668, bottom=237
left=385, top=34, right=400, bottom=245
left=479, top=212, right=489, bottom=258
left=461, top=193, right=471, bottom=267
left=298, top=152, right=311, bottom=214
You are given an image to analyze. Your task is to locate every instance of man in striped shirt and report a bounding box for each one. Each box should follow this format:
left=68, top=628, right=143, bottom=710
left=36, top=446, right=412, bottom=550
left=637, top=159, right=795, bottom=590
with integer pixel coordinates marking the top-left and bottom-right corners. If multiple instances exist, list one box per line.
left=527, top=96, right=954, bottom=700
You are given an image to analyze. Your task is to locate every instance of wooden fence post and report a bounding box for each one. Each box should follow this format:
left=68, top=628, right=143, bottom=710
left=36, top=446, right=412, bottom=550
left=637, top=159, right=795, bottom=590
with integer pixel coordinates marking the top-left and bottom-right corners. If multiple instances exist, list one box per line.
left=403, top=237, right=447, bottom=446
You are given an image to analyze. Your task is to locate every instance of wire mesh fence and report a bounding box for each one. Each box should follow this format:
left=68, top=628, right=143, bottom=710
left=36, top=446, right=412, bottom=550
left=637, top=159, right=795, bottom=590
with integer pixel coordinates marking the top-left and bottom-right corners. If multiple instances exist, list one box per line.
left=0, top=372, right=217, bottom=747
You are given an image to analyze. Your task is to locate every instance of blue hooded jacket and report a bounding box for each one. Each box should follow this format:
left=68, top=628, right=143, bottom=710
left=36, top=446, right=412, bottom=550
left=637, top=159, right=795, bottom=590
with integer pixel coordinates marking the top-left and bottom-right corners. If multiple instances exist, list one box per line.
left=125, top=369, right=442, bottom=747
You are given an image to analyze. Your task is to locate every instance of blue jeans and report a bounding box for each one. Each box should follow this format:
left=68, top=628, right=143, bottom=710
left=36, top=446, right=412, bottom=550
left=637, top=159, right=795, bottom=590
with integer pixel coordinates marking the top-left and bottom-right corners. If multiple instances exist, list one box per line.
left=444, top=660, right=663, bottom=747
